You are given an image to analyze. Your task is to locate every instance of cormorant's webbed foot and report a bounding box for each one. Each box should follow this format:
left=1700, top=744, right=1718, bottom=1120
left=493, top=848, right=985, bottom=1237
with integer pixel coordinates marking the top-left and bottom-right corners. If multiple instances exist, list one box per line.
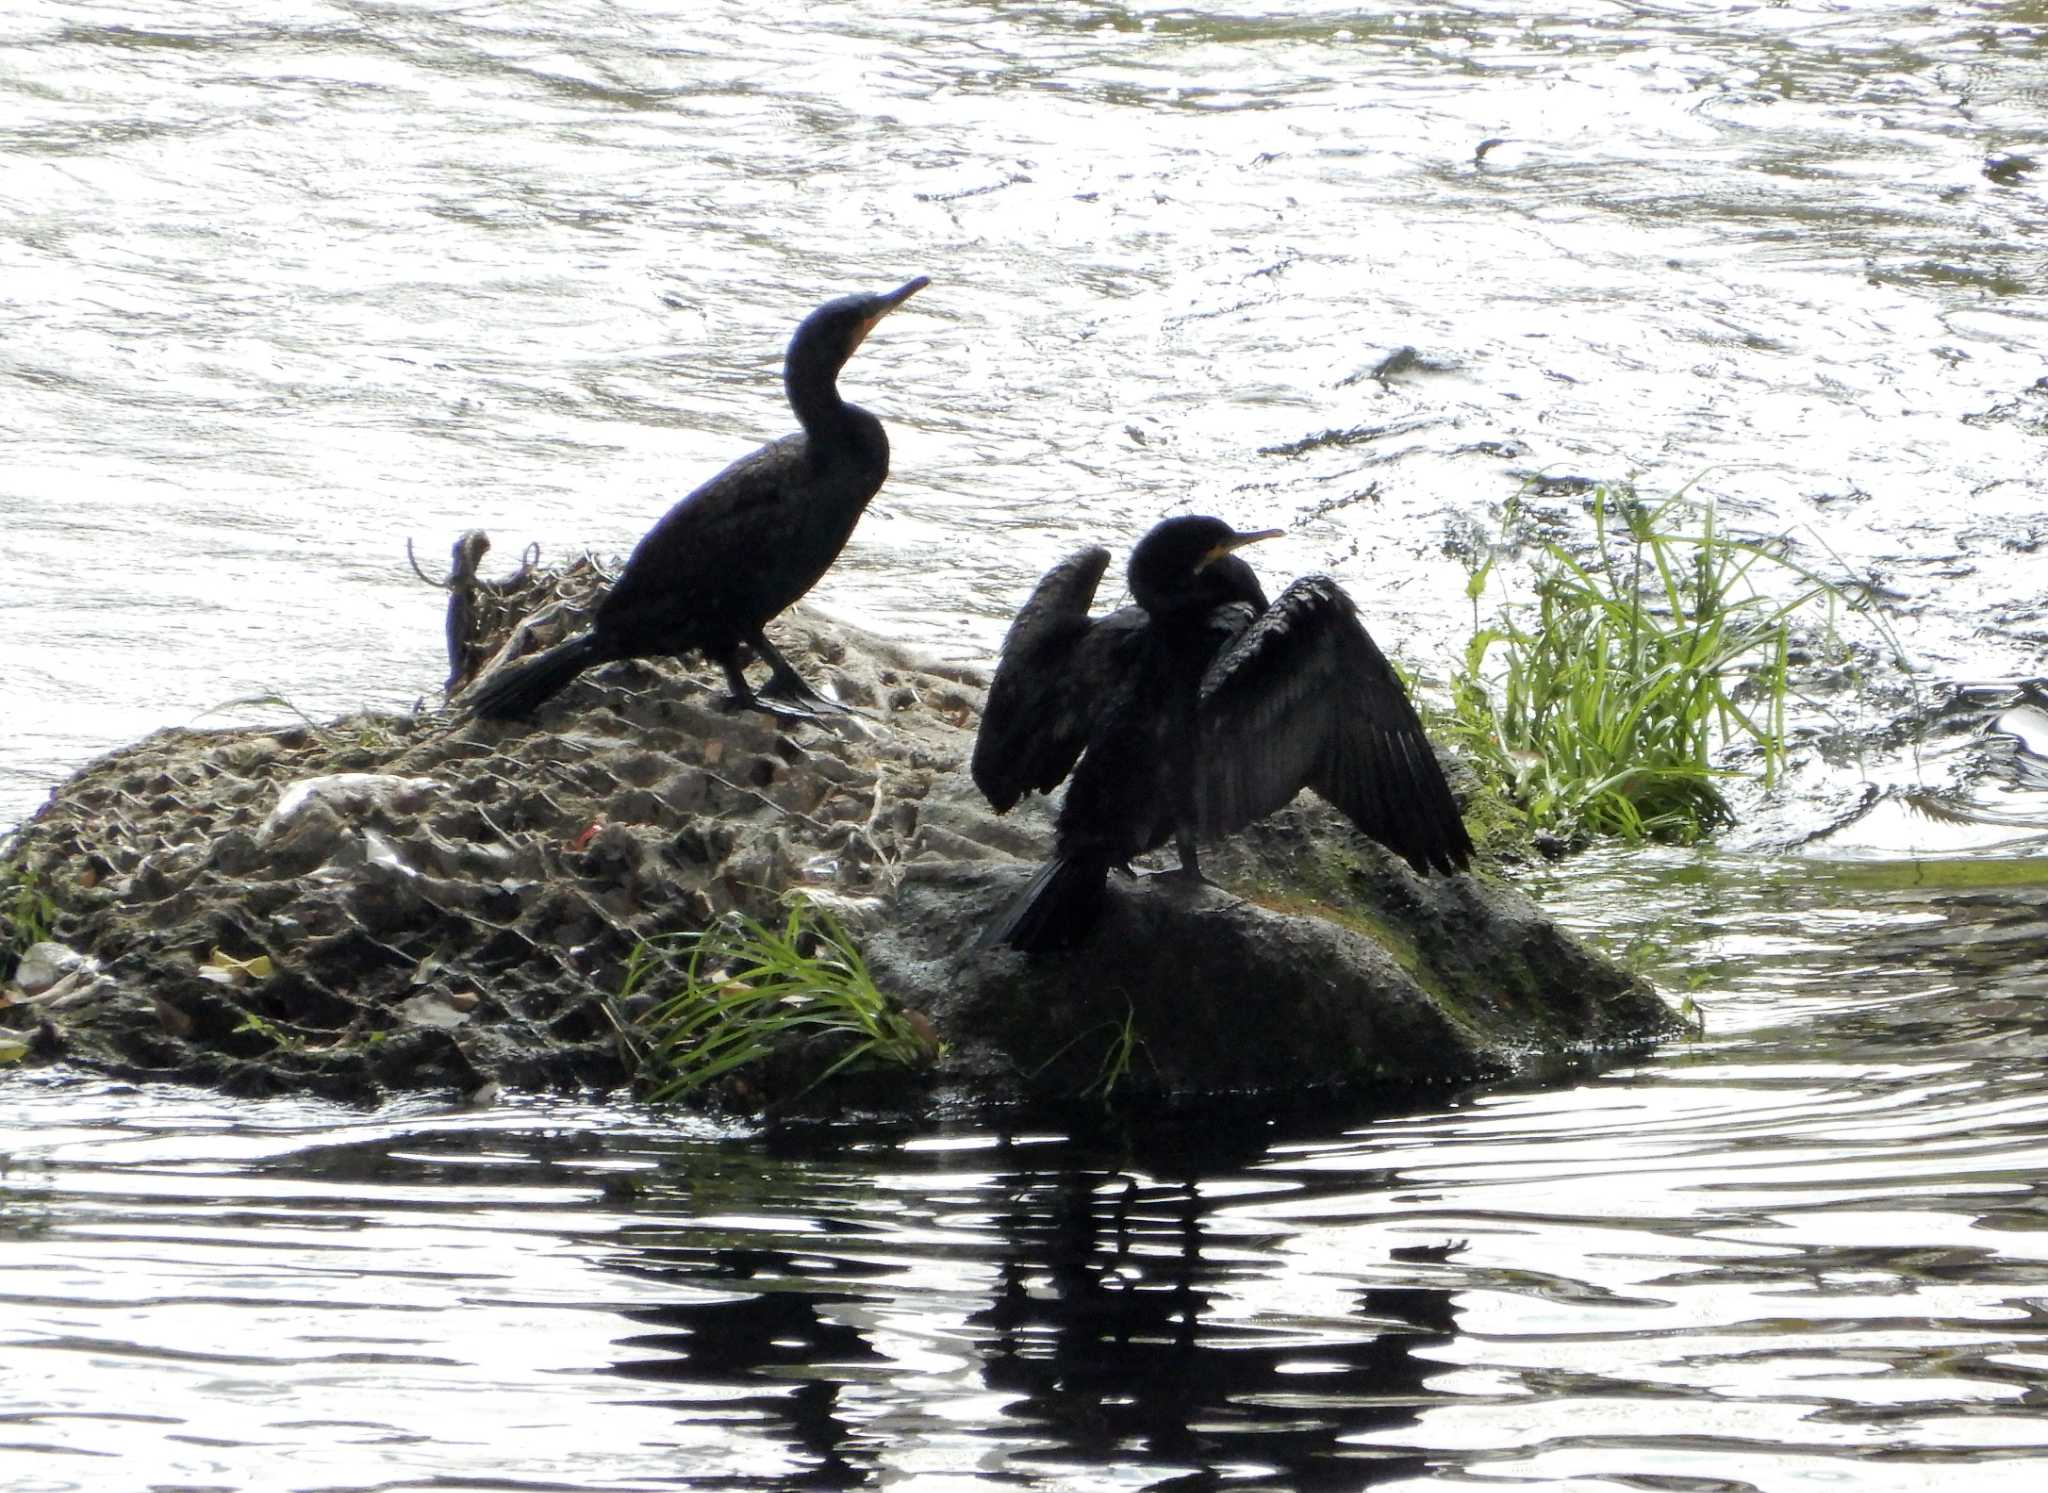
left=758, top=671, right=857, bottom=718
left=1139, top=837, right=1224, bottom=891
left=718, top=688, right=826, bottom=723
left=1139, top=863, right=1225, bottom=891
left=747, top=631, right=863, bottom=719
left=711, top=647, right=832, bottom=722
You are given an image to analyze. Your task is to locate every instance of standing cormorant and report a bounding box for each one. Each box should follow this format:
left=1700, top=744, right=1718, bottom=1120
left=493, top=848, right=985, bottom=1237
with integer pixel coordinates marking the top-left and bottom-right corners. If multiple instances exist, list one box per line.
left=973, top=514, right=1472, bottom=952
left=463, top=276, right=929, bottom=721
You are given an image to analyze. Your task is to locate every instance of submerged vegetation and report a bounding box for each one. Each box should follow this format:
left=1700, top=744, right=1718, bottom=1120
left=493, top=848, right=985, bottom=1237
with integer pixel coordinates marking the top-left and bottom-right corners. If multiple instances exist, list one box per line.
left=622, top=897, right=942, bottom=1108
left=1445, top=485, right=1860, bottom=847
left=1026, top=998, right=1147, bottom=1104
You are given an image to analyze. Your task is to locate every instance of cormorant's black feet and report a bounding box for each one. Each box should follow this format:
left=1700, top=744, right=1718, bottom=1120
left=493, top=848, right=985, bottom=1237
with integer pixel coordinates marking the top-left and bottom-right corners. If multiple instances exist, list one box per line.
left=718, top=679, right=870, bottom=726
left=1138, top=863, right=1225, bottom=892
left=760, top=675, right=858, bottom=718
left=719, top=689, right=828, bottom=724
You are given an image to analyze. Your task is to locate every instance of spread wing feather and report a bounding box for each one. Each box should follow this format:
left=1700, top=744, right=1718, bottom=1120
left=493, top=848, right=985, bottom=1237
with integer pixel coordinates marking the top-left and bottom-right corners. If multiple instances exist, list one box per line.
left=973, top=546, right=1145, bottom=812
left=1194, top=576, right=1472, bottom=874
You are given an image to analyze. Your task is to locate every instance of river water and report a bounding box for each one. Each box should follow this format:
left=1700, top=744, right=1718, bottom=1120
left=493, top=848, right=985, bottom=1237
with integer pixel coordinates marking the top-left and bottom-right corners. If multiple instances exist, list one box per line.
left=4, top=2, right=2047, bottom=1488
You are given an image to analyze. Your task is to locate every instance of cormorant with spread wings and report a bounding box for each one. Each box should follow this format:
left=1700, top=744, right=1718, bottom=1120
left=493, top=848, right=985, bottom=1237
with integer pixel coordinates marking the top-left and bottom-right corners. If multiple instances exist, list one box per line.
left=971, top=514, right=1471, bottom=952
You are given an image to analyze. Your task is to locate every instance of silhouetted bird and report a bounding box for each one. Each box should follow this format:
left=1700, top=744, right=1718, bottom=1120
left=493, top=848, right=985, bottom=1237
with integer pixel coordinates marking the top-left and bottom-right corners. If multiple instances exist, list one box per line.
left=463, top=276, right=929, bottom=721
left=973, top=514, right=1472, bottom=952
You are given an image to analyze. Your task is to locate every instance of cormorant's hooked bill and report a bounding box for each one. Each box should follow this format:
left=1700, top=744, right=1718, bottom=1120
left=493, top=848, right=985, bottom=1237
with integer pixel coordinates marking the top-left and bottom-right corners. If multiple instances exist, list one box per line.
left=1198, top=528, right=1282, bottom=567
left=847, top=276, right=929, bottom=352
left=461, top=277, right=929, bottom=723
left=973, top=513, right=1472, bottom=953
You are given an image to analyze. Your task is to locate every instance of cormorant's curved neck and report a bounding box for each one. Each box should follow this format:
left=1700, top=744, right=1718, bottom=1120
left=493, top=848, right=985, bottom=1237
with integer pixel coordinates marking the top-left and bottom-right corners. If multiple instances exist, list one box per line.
left=784, top=338, right=864, bottom=440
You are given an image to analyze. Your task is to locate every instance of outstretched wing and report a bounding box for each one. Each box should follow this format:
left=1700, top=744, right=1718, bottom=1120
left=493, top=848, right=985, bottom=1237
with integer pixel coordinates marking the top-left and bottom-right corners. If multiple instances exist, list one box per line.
left=973, top=546, right=1143, bottom=812
left=1194, top=575, right=1472, bottom=874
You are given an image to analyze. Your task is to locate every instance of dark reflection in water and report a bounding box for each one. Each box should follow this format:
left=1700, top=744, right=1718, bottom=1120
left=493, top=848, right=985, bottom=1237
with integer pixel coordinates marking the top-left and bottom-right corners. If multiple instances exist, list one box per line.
left=602, top=1156, right=1461, bottom=1490
left=616, top=1293, right=884, bottom=1488
left=959, top=1184, right=1457, bottom=1491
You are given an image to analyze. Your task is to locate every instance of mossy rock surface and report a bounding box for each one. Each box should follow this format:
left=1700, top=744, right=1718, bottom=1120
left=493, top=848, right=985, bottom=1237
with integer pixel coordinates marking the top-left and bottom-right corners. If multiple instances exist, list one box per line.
left=869, top=803, right=1668, bottom=1113
left=2, top=558, right=1676, bottom=1114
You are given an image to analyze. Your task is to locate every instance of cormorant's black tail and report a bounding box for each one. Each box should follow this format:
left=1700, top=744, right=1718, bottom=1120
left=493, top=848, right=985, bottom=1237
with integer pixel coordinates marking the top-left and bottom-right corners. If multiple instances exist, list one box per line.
left=979, top=854, right=1109, bottom=954
left=463, top=633, right=610, bottom=720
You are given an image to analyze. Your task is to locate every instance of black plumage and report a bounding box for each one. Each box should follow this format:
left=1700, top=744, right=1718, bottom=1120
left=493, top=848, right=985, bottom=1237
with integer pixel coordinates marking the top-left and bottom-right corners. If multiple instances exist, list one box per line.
left=463, top=276, right=928, bottom=721
left=973, top=514, right=1472, bottom=952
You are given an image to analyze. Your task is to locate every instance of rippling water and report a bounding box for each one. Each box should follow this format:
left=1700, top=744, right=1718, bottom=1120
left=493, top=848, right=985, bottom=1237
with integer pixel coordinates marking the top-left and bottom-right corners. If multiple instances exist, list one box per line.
left=6, top=3, right=2048, bottom=1488
left=5, top=0, right=2044, bottom=818
left=7, top=848, right=2048, bottom=1489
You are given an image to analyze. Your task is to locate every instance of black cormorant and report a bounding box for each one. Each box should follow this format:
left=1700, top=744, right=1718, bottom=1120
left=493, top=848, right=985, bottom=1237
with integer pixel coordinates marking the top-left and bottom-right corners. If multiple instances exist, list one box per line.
left=973, top=514, right=1472, bottom=952
left=463, top=276, right=929, bottom=721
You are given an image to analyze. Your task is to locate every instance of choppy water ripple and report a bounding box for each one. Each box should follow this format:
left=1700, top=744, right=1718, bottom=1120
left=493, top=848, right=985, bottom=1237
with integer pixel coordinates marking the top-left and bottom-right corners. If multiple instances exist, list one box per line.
left=5, top=0, right=2046, bottom=821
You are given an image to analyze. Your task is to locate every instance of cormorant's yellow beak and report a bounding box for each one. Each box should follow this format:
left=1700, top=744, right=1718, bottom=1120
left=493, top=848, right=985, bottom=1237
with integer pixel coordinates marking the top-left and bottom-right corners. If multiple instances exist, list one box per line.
left=1197, top=527, right=1283, bottom=570
left=852, top=275, right=930, bottom=351
left=880, top=275, right=930, bottom=308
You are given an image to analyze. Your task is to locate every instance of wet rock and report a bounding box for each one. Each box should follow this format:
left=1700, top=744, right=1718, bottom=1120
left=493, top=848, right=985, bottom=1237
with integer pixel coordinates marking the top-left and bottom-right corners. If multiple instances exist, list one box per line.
left=260, top=772, right=445, bottom=840
left=398, top=989, right=477, bottom=1030
left=1983, top=153, right=2036, bottom=185
left=12, top=941, right=94, bottom=996
left=859, top=800, right=1667, bottom=1111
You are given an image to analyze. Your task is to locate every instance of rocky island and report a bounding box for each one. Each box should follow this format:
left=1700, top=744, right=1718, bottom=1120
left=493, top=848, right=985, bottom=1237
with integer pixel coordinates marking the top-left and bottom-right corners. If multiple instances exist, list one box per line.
left=0, top=550, right=1676, bottom=1116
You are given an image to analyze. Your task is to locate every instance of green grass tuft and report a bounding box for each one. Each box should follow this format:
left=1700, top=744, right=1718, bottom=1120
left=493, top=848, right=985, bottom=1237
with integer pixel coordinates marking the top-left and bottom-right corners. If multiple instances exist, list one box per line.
left=1446, top=484, right=1844, bottom=846
left=4, top=865, right=58, bottom=975
left=625, top=896, right=941, bottom=1107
